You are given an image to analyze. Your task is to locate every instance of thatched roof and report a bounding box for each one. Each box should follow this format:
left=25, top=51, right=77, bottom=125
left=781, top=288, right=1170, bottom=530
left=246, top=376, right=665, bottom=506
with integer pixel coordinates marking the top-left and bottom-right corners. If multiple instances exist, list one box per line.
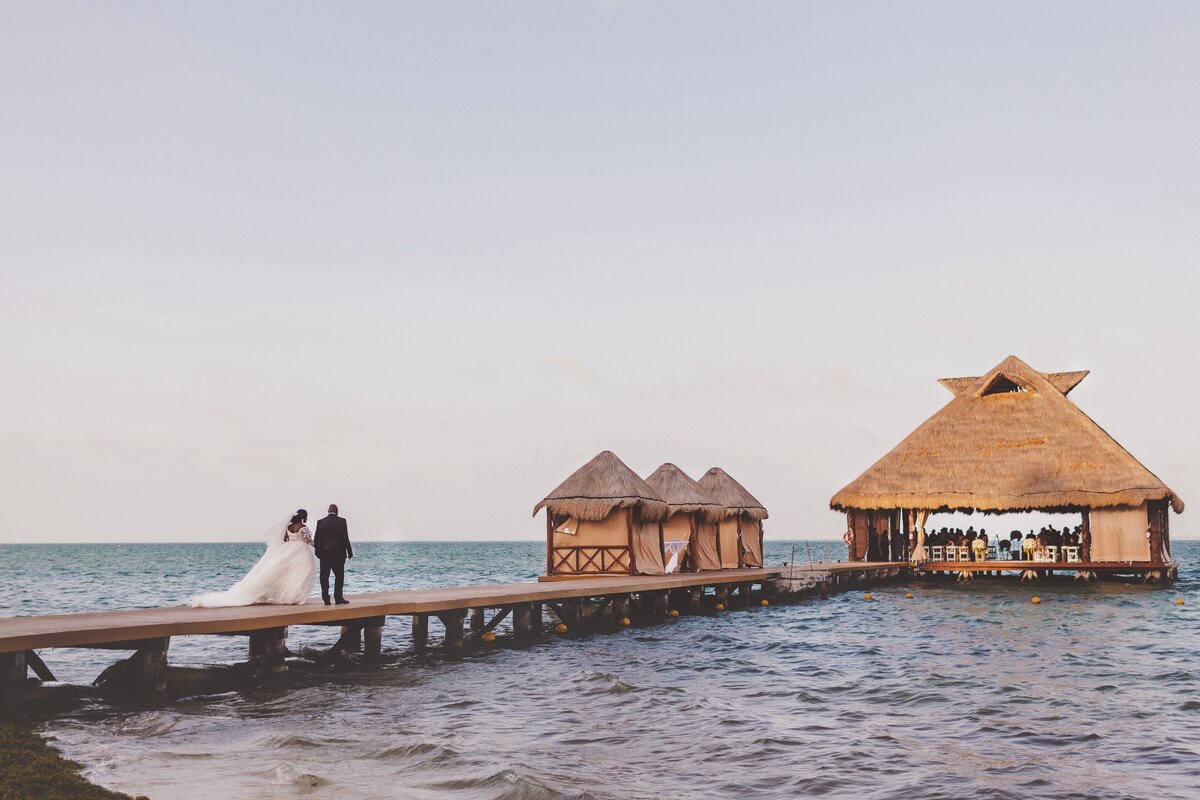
left=644, top=463, right=724, bottom=523
left=533, top=450, right=669, bottom=522
left=698, top=467, right=769, bottom=521
left=938, top=370, right=1089, bottom=396
left=831, top=355, right=1184, bottom=514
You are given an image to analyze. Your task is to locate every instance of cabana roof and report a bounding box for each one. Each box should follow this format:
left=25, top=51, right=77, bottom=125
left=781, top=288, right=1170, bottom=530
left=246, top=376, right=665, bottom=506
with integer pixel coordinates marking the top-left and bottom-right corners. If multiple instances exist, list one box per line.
left=698, top=467, right=769, bottom=521
left=533, top=450, right=669, bottom=522
left=830, top=355, right=1184, bottom=515
left=644, top=463, right=724, bottom=523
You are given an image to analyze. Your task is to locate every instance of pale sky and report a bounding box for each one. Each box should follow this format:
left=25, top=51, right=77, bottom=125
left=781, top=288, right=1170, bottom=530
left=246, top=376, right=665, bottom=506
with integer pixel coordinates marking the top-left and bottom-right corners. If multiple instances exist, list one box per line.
left=2, top=2, right=1197, bottom=542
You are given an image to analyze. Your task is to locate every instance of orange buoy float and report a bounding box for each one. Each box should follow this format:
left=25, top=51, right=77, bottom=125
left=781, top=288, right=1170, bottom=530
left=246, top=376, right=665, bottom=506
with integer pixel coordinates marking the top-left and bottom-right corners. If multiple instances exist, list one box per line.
left=863, top=593, right=873, bottom=600
left=1032, top=597, right=1041, bottom=605
left=1175, top=598, right=1186, bottom=606
left=555, top=623, right=569, bottom=634
left=482, top=631, right=497, bottom=643
left=714, top=602, right=725, bottom=612
left=619, top=617, right=631, bottom=626
left=669, top=609, right=680, bottom=617
left=904, top=592, right=914, bottom=599
left=759, top=599, right=769, bottom=607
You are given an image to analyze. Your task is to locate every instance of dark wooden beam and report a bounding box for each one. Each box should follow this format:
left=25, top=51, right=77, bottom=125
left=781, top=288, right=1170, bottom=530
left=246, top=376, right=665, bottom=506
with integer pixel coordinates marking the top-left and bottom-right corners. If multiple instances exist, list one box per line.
left=248, top=627, right=288, bottom=673
left=411, top=615, right=429, bottom=650
left=25, top=650, right=56, bottom=682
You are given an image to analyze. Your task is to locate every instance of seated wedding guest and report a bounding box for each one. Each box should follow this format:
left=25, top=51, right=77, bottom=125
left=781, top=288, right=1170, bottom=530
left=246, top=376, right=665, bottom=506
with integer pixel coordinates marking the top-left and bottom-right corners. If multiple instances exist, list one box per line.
left=998, top=537, right=1011, bottom=558
left=1022, top=533, right=1037, bottom=559
left=972, top=532, right=988, bottom=561
left=1034, top=533, right=1049, bottom=561
left=965, top=530, right=978, bottom=560
left=879, top=529, right=891, bottom=561
left=1010, top=531, right=1023, bottom=560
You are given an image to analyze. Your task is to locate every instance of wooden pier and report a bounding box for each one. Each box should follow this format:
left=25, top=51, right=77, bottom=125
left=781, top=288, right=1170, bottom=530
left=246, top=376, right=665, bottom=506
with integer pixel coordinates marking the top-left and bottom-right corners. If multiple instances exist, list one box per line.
left=0, top=562, right=903, bottom=711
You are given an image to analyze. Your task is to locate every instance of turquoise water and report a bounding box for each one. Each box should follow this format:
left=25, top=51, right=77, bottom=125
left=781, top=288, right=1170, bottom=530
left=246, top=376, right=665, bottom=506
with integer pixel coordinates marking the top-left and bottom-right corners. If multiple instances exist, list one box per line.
left=4, top=540, right=1198, bottom=799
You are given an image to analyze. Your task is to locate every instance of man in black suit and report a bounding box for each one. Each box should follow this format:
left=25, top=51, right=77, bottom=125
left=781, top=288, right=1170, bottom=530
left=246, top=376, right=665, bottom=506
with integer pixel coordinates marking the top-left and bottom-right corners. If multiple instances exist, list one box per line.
left=314, top=503, right=352, bottom=605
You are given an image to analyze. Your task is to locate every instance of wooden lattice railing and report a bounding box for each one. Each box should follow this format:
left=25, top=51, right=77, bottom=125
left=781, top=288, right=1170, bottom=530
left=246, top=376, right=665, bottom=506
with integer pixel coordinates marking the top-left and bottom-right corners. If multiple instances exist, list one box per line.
left=551, top=546, right=631, bottom=576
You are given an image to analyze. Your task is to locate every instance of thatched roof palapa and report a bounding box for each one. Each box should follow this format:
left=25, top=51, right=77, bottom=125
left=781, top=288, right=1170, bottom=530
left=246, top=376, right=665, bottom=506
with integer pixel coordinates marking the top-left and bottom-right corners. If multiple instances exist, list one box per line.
left=830, top=355, right=1184, bottom=514
left=697, top=467, right=769, bottom=521
left=533, top=450, right=669, bottom=522
left=644, top=463, right=724, bottom=523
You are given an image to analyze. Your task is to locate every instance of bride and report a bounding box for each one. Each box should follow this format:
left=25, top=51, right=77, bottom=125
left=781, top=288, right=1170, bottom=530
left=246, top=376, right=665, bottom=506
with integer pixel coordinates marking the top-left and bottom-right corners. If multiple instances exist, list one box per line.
left=190, top=509, right=319, bottom=607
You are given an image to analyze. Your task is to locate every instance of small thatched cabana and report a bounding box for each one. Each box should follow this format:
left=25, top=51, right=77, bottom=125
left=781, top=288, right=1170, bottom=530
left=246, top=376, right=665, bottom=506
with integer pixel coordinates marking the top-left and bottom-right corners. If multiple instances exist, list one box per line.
left=830, top=355, right=1183, bottom=570
left=644, top=463, right=724, bottom=573
left=535, top=450, right=669, bottom=577
left=698, top=467, right=768, bottom=568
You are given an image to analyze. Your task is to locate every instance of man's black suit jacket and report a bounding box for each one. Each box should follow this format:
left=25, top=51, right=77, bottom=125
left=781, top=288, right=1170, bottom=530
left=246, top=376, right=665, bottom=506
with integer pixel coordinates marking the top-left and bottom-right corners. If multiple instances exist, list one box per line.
left=314, top=514, right=352, bottom=560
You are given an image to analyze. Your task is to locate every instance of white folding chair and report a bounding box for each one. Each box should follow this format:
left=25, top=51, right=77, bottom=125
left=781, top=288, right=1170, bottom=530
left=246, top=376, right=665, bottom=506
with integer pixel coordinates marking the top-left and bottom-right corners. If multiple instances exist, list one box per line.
left=1063, top=546, right=1080, bottom=563
left=930, top=545, right=944, bottom=561
left=1046, top=545, right=1058, bottom=562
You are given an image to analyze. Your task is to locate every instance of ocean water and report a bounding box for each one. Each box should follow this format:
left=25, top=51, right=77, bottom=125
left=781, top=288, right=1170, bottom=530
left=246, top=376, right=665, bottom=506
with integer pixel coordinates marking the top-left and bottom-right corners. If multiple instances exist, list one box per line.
left=4, top=539, right=1198, bottom=800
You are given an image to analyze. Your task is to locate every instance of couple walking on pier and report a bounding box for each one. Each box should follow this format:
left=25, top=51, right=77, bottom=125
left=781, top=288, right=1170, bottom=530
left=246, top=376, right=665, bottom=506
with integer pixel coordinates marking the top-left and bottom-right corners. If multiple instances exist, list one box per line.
left=190, top=505, right=353, bottom=608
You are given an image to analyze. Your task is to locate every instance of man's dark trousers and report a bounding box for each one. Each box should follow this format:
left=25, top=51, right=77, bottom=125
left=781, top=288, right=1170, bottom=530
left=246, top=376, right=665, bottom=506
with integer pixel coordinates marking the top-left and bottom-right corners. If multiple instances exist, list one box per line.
left=320, top=556, right=346, bottom=602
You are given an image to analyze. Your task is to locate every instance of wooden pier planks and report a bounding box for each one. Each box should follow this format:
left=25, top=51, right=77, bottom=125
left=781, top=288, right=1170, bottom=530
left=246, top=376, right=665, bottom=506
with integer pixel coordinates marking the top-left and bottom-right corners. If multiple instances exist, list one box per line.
left=0, top=565, right=899, bottom=654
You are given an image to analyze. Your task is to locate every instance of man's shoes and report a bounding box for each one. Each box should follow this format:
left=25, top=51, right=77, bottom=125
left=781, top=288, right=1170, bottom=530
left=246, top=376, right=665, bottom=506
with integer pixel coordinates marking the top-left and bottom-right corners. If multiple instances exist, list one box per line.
left=323, top=597, right=332, bottom=606
left=335, top=597, right=350, bottom=605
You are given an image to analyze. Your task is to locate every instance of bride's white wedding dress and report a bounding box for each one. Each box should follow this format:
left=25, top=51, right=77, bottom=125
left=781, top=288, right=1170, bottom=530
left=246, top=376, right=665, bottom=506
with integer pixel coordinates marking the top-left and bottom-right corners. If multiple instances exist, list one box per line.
left=190, top=524, right=318, bottom=607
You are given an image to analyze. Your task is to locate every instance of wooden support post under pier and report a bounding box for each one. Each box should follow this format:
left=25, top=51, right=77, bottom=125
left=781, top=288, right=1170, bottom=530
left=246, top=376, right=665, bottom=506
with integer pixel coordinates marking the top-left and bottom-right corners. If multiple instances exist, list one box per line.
left=651, top=590, right=669, bottom=618
left=532, top=603, right=543, bottom=629
left=93, top=637, right=170, bottom=705
left=439, top=610, right=466, bottom=650
left=363, top=617, right=385, bottom=662
left=248, top=627, right=288, bottom=673
left=1, top=650, right=26, bottom=713
left=512, top=603, right=534, bottom=641
left=611, top=595, right=630, bottom=622
left=412, top=615, right=429, bottom=650
left=339, top=624, right=363, bottom=653
left=470, top=607, right=485, bottom=632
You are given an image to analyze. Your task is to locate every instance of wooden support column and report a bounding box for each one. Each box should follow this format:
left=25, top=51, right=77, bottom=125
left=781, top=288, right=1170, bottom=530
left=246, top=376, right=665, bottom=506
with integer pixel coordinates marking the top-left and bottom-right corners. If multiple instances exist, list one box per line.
left=531, top=603, right=543, bottom=629
left=1080, top=510, right=1092, bottom=562
left=249, top=627, right=288, bottom=673
left=1147, top=500, right=1166, bottom=565
left=363, top=617, right=385, bottom=662
left=741, top=582, right=754, bottom=607
left=412, top=615, right=429, bottom=650
left=439, top=610, right=467, bottom=650
left=651, top=590, right=669, bottom=618
left=687, top=587, right=702, bottom=612
left=558, top=598, right=583, bottom=628
left=627, top=508, right=638, bottom=575
left=338, top=624, right=363, bottom=653
left=546, top=512, right=554, bottom=576
left=93, top=638, right=170, bottom=705
left=845, top=510, right=857, bottom=561
left=611, top=595, right=630, bottom=622
left=1, top=651, right=26, bottom=714
left=513, top=603, right=534, bottom=641
left=469, top=607, right=485, bottom=632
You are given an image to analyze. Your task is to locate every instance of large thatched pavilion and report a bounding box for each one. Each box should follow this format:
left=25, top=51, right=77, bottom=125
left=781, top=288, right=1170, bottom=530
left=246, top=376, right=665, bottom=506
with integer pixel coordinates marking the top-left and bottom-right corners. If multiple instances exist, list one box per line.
left=536, top=450, right=669, bottom=577
left=830, top=355, right=1183, bottom=577
left=698, top=467, right=768, bottom=568
left=644, top=463, right=725, bottom=572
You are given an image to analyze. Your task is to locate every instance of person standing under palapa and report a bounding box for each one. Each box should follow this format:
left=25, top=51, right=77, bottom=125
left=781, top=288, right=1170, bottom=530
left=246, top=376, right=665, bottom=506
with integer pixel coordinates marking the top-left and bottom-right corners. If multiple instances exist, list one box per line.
left=315, top=503, right=353, bottom=605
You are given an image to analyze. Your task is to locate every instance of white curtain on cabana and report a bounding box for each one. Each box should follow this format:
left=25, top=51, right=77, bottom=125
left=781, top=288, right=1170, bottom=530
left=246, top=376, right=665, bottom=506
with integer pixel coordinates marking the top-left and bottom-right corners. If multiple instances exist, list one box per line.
left=1090, top=504, right=1150, bottom=562
left=910, top=510, right=929, bottom=563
